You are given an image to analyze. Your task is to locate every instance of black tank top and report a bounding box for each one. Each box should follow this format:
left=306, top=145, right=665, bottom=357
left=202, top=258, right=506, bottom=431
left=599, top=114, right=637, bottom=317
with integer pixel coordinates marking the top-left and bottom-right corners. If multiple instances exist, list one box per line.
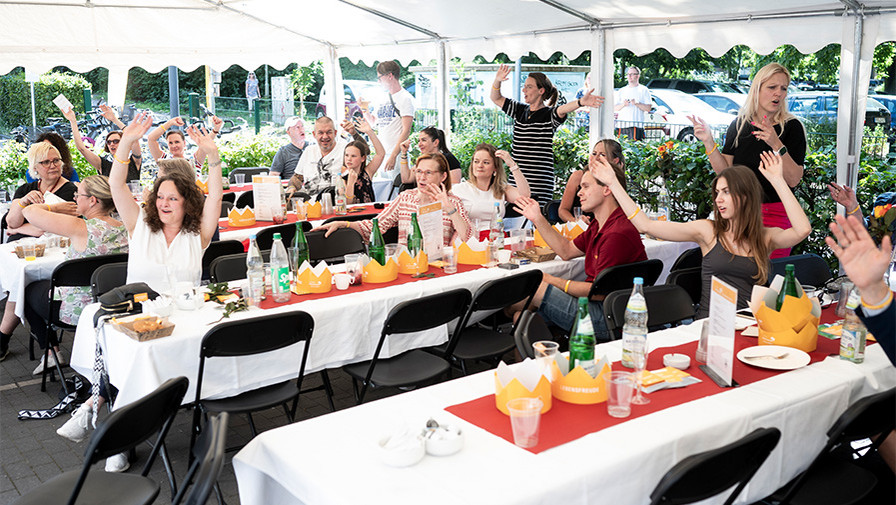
left=698, top=241, right=763, bottom=318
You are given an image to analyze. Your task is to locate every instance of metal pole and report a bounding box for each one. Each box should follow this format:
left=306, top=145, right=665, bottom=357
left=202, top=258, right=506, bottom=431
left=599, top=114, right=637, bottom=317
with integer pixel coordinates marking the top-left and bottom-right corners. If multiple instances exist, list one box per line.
left=30, top=81, right=37, bottom=132
left=83, top=89, right=92, bottom=113
left=437, top=40, right=449, bottom=136
left=845, top=13, right=864, bottom=190
left=189, top=93, right=199, bottom=121
left=513, top=58, right=522, bottom=102
left=254, top=106, right=261, bottom=134
left=168, top=66, right=180, bottom=120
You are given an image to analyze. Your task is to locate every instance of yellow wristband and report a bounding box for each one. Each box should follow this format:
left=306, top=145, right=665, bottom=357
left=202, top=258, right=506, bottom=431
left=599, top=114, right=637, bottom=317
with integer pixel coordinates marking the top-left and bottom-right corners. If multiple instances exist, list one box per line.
left=706, top=143, right=718, bottom=157
left=847, top=204, right=861, bottom=215
left=18, top=201, right=27, bottom=208
left=492, top=84, right=500, bottom=90
left=861, top=291, right=893, bottom=311
left=113, top=154, right=129, bottom=164
left=564, top=280, right=571, bottom=293
left=344, top=222, right=351, bottom=229
left=627, top=208, right=641, bottom=220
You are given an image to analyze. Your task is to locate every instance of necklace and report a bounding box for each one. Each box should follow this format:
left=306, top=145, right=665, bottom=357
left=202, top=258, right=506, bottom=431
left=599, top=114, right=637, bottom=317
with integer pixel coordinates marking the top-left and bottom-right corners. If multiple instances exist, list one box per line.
left=39, top=178, right=63, bottom=194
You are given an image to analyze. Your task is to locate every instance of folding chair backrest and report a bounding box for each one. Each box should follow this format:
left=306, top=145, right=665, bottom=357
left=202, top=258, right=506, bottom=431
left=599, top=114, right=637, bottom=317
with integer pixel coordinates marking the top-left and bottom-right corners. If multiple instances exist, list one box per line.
left=604, top=284, right=696, bottom=340
left=383, top=288, right=472, bottom=336
left=229, top=167, right=269, bottom=183
left=200, top=311, right=314, bottom=359
left=171, top=412, right=229, bottom=505
left=219, top=200, right=234, bottom=218
left=235, top=190, right=254, bottom=209
left=52, top=253, right=129, bottom=289
left=513, top=312, right=555, bottom=359
left=670, top=247, right=702, bottom=272
left=255, top=222, right=312, bottom=251
left=770, top=253, right=832, bottom=288
left=91, top=261, right=129, bottom=302
left=649, top=427, right=781, bottom=505
left=665, top=267, right=702, bottom=306
left=542, top=199, right=562, bottom=224
left=322, top=213, right=378, bottom=225
left=588, top=258, right=663, bottom=300
left=306, top=228, right=365, bottom=264
left=202, top=240, right=245, bottom=280
left=209, top=253, right=248, bottom=283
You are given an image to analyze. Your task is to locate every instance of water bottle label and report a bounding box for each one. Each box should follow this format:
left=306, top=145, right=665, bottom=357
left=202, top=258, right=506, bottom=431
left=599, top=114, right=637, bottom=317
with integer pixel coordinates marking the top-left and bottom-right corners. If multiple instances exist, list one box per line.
left=577, top=316, right=594, bottom=335
left=627, top=296, right=647, bottom=312
left=846, top=290, right=861, bottom=310
left=839, top=329, right=856, bottom=359
left=272, top=266, right=290, bottom=292
left=574, top=359, right=596, bottom=376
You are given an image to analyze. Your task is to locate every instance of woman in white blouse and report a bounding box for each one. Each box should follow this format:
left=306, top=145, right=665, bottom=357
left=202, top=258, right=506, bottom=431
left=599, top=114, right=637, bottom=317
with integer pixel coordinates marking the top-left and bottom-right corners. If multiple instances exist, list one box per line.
left=451, top=143, right=530, bottom=232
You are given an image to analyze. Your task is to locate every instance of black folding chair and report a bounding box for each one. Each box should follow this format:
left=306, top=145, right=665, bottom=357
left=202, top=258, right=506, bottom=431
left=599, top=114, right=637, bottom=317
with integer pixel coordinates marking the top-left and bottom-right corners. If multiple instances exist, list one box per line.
left=171, top=413, right=228, bottom=505
left=770, top=253, right=832, bottom=288
left=670, top=246, right=702, bottom=272
left=774, top=388, right=896, bottom=505
left=603, top=284, right=696, bottom=340
left=542, top=199, right=562, bottom=224
left=343, top=288, right=472, bottom=404
left=201, top=240, right=244, bottom=281
left=13, top=377, right=189, bottom=505
left=306, top=228, right=365, bottom=264
left=235, top=190, right=254, bottom=209
left=191, top=311, right=334, bottom=456
left=228, top=167, right=270, bottom=183
left=588, top=258, right=663, bottom=301
left=648, top=427, right=781, bottom=505
left=666, top=266, right=702, bottom=310
left=255, top=221, right=312, bottom=251
left=512, top=312, right=559, bottom=359
left=221, top=192, right=235, bottom=205
left=90, top=261, right=129, bottom=302
left=322, top=212, right=378, bottom=224
left=37, top=252, right=129, bottom=391
left=433, top=270, right=543, bottom=375
left=219, top=200, right=234, bottom=218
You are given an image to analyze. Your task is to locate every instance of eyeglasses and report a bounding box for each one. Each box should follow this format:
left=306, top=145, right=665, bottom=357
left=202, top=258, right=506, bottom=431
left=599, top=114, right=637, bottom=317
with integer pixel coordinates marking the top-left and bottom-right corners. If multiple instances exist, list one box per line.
left=106, top=139, right=120, bottom=145
left=74, top=193, right=90, bottom=200
left=38, top=158, right=63, bottom=168
left=414, top=169, right=439, bottom=177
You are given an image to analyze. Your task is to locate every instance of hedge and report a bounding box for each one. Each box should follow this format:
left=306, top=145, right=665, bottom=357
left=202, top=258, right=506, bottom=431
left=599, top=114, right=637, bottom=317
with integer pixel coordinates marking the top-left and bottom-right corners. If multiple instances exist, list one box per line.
left=0, top=72, right=91, bottom=130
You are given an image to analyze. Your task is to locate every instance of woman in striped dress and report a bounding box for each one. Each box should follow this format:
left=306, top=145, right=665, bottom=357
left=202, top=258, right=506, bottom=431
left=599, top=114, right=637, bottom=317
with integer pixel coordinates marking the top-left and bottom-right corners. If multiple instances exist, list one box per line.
left=490, top=64, right=603, bottom=204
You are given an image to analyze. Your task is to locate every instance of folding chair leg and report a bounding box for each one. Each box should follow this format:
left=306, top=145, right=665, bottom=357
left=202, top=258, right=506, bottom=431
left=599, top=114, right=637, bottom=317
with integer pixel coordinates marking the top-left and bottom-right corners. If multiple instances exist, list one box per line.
left=48, top=346, right=69, bottom=395
left=158, top=441, right=178, bottom=499
left=282, top=402, right=294, bottom=423
left=189, top=407, right=202, bottom=461
left=246, top=412, right=258, bottom=437
left=320, top=369, right=335, bottom=412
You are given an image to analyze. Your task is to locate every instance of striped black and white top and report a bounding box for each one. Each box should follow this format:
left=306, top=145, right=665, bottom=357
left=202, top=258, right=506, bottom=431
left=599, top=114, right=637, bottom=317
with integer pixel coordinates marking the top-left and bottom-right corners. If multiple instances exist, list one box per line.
left=501, top=98, right=566, bottom=204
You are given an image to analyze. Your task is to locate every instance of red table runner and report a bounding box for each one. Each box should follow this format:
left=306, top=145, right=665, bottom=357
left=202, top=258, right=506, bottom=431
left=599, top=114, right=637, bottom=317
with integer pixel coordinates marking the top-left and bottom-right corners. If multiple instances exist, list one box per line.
left=218, top=204, right=381, bottom=233
left=446, top=308, right=848, bottom=454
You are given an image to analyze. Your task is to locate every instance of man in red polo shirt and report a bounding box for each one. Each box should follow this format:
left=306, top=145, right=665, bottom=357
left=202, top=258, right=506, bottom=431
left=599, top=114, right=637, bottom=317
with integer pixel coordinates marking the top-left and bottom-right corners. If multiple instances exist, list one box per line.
left=512, top=161, right=646, bottom=341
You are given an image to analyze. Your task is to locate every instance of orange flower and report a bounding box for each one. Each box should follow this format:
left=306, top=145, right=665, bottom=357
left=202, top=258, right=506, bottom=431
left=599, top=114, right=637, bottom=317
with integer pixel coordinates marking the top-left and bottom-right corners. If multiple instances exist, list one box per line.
left=665, top=141, right=675, bottom=150
left=658, top=145, right=666, bottom=154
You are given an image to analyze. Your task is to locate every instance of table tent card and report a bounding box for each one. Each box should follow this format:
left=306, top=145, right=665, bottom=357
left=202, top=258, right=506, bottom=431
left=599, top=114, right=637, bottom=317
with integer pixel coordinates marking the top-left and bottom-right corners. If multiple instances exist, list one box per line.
left=706, top=276, right=737, bottom=387
left=751, top=275, right=821, bottom=352
left=494, top=360, right=551, bottom=415
left=252, top=175, right=282, bottom=222
left=417, top=201, right=443, bottom=260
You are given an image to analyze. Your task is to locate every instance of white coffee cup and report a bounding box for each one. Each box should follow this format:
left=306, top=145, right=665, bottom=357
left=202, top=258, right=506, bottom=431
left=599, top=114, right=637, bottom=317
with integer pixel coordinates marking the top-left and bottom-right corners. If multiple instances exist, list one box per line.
left=334, top=273, right=354, bottom=290
left=496, top=249, right=512, bottom=264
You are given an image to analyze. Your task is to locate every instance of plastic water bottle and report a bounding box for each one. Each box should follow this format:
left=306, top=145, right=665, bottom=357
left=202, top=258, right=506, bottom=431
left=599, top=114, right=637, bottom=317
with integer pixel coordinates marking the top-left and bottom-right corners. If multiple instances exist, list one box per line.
left=269, top=232, right=291, bottom=303
left=657, top=184, right=670, bottom=222
left=620, top=277, right=649, bottom=368
left=839, top=289, right=867, bottom=363
left=245, top=235, right=265, bottom=306
left=334, top=175, right=347, bottom=215
left=488, top=202, right=504, bottom=265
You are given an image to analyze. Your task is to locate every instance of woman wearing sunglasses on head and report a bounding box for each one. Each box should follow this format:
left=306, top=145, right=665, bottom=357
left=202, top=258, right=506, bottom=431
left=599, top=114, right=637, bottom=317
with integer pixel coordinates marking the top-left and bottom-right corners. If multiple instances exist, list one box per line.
left=63, top=104, right=142, bottom=182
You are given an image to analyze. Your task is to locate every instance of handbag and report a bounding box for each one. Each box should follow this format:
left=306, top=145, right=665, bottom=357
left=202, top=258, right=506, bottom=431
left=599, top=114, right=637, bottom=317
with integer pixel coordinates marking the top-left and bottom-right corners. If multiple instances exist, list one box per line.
left=93, top=282, right=160, bottom=326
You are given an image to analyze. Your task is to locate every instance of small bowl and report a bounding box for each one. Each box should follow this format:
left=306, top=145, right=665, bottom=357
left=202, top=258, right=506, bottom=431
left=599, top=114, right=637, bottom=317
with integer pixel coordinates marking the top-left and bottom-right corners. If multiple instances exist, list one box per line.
left=663, top=353, right=691, bottom=370
left=377, top=433, right=424, bottom=468
left=424, top=425, right=464, bottom=456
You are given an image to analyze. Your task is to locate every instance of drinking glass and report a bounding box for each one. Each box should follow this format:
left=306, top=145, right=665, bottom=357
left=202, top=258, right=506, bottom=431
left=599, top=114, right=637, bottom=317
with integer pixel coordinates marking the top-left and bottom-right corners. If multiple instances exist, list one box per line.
left=607, top=371, right=635, bottom=418
left=344, top=253, right=363, bottom=285
left=525, top=229, right=534, bottom=249
left=234, top=173, right=246, bottom=186
left=128, top=181, right=142, bottom=203
left=631, top=346, right=650, bottom=405
left=442, top=246, right=457, bottom=274
left=573, top=206, right=583, bottom=222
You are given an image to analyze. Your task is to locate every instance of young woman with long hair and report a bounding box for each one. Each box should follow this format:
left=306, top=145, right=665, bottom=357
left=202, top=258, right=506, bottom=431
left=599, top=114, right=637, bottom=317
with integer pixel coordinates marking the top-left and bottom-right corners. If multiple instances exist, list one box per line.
left=399, top=127, right=463, bottom=184
left=452, top=143, right=529, bottom=226
left=342, top=118, right=385, bottom=204
left=558, top=139, right=624, bottom=224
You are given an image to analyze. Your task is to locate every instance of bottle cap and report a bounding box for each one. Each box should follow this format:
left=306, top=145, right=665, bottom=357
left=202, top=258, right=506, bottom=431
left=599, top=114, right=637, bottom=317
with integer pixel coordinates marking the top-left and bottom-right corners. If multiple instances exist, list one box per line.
left=273, top=233, right=281, bottom=239
left=250, top=234, right=257, bottom=239
left=633, top=277, right=643, bottom=285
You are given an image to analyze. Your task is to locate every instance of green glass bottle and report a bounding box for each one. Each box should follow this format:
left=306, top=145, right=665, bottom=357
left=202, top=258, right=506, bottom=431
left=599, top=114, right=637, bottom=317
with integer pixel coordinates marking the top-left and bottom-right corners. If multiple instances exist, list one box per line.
left=369, top=217, right=386, bottom=266
left=775, top=264, right=799, bottom=311
left=568, top=297, right=596, bottom=375
left=407, top=212, right=423, bottom=257
left=291, top=221, right=309, bottom=272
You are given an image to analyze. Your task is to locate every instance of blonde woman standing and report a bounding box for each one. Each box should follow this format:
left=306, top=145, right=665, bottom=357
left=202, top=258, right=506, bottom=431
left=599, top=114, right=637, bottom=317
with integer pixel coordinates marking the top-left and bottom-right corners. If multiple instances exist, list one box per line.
left=452, top=143, right=530, bottom=224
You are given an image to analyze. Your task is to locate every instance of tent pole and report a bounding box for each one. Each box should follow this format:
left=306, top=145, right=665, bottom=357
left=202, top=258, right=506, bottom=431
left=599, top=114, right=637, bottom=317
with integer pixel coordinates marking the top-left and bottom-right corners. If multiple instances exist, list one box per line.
left=590, top=28, right=605, bottom=142
left=513, top=58, right=522, bottom=102
left=437, top=40, right=449, bottom=137
left=323, top=45, right=344, bottom=128
left=845, top=11, right=864, bottom=192
left=168, top=66, right=179, bottom=120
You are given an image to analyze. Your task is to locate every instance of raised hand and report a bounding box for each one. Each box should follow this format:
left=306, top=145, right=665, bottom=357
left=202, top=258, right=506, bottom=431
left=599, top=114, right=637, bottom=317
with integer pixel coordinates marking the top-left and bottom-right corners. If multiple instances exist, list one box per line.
left=827, top=182, right=859, bottom=210
left=687, top=115, right=714, bottom=144
left=750, top=115, right=782, bottom=150
left=494, top=64, right=511, bottom=84
left=354, top=117, right=373, bottom=134
left=167, top=116, right=185, bottom=128
left=186, top=124, right=217, bottom=152
left=757, top=151, right=784, bottom=184
left=578, top=89, right=605, bottom=108
left=211, top=115, right=224, bottom=132
left=495, top=149, right=515, bottom=167
left=588, top=157, right=618, bottom=187
left=340, top=118, right=356, bottom=135
left=61, top=107, right=77, bottom=123
left=120, top=112, right=154, bottom=144
left=99, top=104, right=118, bottom=122
left=400, top=138, right=411, bottom=153
left=826, top=214, right=893, bottom=293
left=512, top=196, right=541, bottom=222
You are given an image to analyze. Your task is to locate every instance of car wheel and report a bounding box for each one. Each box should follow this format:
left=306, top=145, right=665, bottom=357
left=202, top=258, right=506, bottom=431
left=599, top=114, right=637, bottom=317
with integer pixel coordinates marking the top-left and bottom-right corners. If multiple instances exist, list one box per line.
left=677, top=127, right=697, bottom=142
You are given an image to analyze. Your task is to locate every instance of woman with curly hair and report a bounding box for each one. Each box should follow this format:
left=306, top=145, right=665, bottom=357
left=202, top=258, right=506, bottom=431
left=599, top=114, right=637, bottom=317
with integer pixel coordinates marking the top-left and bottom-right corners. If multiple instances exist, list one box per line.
left=110, top=112, right=222, bottom=294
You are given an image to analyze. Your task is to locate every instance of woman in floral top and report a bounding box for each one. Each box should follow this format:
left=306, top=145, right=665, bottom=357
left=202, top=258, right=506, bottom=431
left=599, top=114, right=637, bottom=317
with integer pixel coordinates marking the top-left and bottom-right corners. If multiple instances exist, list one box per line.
left=20, top=175, right=128, bottom=375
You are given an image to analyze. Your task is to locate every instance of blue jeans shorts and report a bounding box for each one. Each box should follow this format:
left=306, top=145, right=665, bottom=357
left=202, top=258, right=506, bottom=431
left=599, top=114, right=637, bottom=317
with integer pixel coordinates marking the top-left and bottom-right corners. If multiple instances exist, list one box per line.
left=538, top=284, right=610, bottom=342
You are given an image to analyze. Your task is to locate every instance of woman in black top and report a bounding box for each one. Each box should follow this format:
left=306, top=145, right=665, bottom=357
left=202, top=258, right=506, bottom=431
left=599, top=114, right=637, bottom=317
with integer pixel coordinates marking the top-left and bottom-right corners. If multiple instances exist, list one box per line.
left=399, top=127, right=462, bottom=185
left=690, top=63, right=806, bottom=258
left=63, top=105, right=141, bottom=181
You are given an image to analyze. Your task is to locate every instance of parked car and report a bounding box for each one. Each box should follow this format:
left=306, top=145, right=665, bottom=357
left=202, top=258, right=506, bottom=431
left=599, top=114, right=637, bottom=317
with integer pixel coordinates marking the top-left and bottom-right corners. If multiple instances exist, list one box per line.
left=649, top=89, right=738, bottom=142
left=315, top=79, right=382, bottom=119
left=869, top=94, right=896, bottom=130
left=646, top=78, right=743, bottom=94
left=786, top=91, right=891, bottom=130
left=693, top=92, right=748, bottom=115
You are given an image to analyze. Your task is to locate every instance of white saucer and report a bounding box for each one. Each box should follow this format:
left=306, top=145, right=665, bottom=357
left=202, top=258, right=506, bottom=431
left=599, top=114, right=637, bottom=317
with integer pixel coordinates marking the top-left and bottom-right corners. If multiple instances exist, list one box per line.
left=737, top=345, right=810, bottom=371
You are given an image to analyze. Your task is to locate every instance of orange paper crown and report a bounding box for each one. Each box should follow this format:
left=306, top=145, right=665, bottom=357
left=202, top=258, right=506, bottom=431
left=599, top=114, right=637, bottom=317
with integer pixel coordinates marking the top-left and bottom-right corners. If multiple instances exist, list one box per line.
left=397, top=248, right=429, bottom=275
left=305, top=201, right=322, bottom=219
left=494, top=360, right=552, bottom=415
left=195, top=179, right=208, bottom=194
left=550, top=354, right=611, bottom=404
left=362, top=256, right=398, bottom=283
left=292, top=261, right=332, bottom=294
left=534, top=222, right=586, bottom=247
left=227, top=207, right=256, bottom=227
left=455, top=238, right=488, bottom=265
left=753, top=280, right=820, bottom=352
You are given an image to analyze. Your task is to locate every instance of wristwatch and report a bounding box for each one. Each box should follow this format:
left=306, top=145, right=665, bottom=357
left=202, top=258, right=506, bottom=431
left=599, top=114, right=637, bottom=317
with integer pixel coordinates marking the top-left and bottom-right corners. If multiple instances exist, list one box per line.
left=776, top=146, right=788, bottom=157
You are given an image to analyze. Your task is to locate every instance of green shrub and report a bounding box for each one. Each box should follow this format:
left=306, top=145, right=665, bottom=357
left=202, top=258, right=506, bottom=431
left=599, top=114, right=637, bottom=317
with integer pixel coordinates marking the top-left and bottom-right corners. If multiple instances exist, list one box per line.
left=217, top=129, right=285, bottom=174
left=0, top=140, right=28, bottom=191
left=0, top=71, right=91, bottom=130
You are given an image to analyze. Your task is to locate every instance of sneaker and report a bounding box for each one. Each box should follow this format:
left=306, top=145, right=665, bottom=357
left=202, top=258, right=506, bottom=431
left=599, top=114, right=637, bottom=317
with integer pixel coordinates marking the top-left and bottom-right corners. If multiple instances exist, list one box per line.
left=0, top=345, right=8, bottom=362
left=57, top=403, right=91, bottom=443
left=105, top=452, right=129, bottom=473
left=32, top=351, right=66, bottom=376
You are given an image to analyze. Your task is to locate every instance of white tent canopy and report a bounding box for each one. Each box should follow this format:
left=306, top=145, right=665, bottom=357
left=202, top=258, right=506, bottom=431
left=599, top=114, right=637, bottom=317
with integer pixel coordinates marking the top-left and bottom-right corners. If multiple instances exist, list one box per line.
left=1, top=0, right=895, bottom=188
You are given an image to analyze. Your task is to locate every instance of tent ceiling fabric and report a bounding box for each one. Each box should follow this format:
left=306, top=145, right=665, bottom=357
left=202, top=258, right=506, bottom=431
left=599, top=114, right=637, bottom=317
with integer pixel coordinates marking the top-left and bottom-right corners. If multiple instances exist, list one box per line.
left=1, top=0, right=894, bottom=74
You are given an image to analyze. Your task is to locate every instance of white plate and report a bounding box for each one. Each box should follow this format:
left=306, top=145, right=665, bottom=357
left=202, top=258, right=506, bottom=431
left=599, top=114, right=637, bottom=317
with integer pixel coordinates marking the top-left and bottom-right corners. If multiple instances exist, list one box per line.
left=734, top=315, right=756, bottom=331
left=737, top=345, right=811, bottom=371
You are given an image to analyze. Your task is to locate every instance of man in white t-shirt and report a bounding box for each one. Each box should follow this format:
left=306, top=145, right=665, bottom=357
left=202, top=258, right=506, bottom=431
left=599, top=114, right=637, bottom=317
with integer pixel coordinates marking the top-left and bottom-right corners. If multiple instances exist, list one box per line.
left=293, top=116, right=348, bottom=199
left=614, top=66, right=652, bottom=141
left=368, top=60, right=414, bottom=177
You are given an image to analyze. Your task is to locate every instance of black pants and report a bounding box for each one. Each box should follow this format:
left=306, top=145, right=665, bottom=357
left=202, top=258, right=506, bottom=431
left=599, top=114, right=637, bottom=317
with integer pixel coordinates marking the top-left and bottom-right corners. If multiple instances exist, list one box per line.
left=23, top=279, right=57, bottom=350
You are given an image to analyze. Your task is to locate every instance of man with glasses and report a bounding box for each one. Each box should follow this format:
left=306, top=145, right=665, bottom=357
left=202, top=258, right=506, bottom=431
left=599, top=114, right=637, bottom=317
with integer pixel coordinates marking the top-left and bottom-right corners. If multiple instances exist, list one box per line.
left=614, top=66, right=652, bottom=141
left=510, top=161, right=646, bottom=341
left=270, top=116, right=307, bottom=181
left=368, top=60, right=414, bottom=178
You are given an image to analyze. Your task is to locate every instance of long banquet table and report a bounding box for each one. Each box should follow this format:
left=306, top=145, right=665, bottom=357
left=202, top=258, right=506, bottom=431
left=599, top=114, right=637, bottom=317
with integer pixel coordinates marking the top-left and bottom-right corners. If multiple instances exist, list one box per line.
left=231, top=322, right=896, bottom=505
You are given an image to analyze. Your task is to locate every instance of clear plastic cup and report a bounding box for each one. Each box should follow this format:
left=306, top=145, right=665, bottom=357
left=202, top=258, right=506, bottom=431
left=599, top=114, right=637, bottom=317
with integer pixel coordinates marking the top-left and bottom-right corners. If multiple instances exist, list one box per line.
left=442, top=246, right=457, bottom=274
left=234, top=173, right=246, bottom=186
left=22, top=242, right=37, bottom=261
left=385, top=244, right=399, bottom=260
left=525, top=229, right=535, bottom=249
left=607, top=371, right=635, bottom=418
left=506, top=397, right=543, bottom=448
left=510, top=229, right=526, bottom=252
left=533, top=341, right=559, bottom=381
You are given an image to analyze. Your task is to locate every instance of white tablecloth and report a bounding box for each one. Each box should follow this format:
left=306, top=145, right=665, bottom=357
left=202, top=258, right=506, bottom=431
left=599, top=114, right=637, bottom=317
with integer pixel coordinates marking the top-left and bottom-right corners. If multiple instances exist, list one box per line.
left=232, top=324, right=896, bottom=505
left=70, top=259, right=585, bottom=409
left=0, top=243, right=67, bottom=321
left=641, top=239, right=696, bottom=284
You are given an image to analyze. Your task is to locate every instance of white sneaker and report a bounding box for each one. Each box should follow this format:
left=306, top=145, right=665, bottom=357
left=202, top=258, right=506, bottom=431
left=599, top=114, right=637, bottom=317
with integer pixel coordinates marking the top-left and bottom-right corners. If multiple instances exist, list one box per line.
left=32, top=351, right=66, bottom=376
left=57, top=402, right=91, bottom=443
left=105, top=452, right=129, bottom=473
